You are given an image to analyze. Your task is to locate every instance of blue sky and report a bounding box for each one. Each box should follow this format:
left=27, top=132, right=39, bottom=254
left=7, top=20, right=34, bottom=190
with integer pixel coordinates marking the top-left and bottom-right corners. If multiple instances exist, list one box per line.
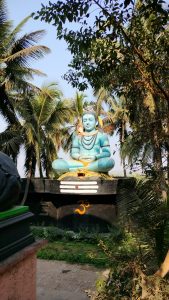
left=2, top=0, right=123, bottom=176
left=6, top=0, right=93, bottom=98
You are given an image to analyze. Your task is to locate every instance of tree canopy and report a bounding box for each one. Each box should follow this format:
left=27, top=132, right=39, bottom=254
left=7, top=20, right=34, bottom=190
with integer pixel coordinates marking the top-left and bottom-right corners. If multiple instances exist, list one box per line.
left=34, top=0, right=169, bottom=182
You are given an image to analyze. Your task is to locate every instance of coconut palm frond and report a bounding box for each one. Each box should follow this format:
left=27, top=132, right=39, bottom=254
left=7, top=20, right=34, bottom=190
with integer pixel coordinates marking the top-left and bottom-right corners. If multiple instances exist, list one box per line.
left=117, top=178, right=164, bottom=230
left=36, top=96, right=56, bottom=126
left=47, top=102, right=73, bottom=129
left=0, top=0, right=11, bottom=44
left=19, top=83, right=72, bottom=177
left=6, top=66, right=47, bottom=82
left=141, top=143, right=153, bottom=168
left=13, top=79, right=41, bottom=93
left=16, top=97, right=34, bottom=121
left=33, top=84, right=62, bottom=126
left=25, top=67, right=46, bottom=77
left=95, top=87, right=112, bottom=117
left=96, top=98, right=102, bottom=118
left=41, top=136, right=58, bottom=177
left=117, top=177, right=166, bottom=266
left=3, top=16, right=31, bottom=49
left=0, top=0, right=7, bottom=24
left=19, top=30, right=47, bottom=44
left=120, top=134, right=143, bottom=165
left=4, top=73, right=39, bottom=93
left=0, top=125, right=20, bottom=143
left=61, top=130, right=74, bottom=152
left=24, top=145, right=36, bottom=176
left=5, top=29, right=47, bottom=58
left=3, top=45, right=50, bottom=64
left=0, top=10, right=53, bottom=177
left=40, top=83, right=62, bottom=100
left=24, top=123, right=38, bottom=146
left=72, top=91, right=87, bottom=117
left=0, top=127, right=23, bottom=158
left=0, top=85, right=18, bottom=124
left=106, top=97, right=118, bottom=111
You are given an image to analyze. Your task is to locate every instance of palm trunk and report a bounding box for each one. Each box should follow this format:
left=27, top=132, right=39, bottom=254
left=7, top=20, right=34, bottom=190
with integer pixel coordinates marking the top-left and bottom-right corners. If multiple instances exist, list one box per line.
left=153, top=131, right=167, bottom=199
left=167, top=151, right=169, bottom=181
left=122, top=158, right=127, bottom=177
left=39, top=160, right=43, bottom=178
left=155, top=249, right=169, bottom=278
left=154, top=222, right=166, bottom=264
left=166, top=106, right=169, bottom=204
left=153, top=146, right=163, bottom=179
left=37, top=130, right=43, bottom=178
left=21, top=162, right=32, bottom=205
left=153, top=138, right=162, bottom=176
left=121, top=120, right=127, bottom=177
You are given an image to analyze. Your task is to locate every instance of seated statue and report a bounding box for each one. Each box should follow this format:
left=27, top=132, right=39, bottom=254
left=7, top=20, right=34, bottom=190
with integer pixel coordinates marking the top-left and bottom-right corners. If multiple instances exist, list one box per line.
left=52, top=111, right=115, bottom=174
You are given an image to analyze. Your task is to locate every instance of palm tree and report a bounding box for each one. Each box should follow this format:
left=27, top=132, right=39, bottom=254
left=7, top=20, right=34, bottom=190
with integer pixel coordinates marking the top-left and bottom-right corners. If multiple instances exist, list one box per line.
left=72, top=91, right=87, bottom=127
left=60, top=91, right=87, bottom=152
left=0, top=0, right=50, bottom=124
left=106, top=96, right=129, bottom=177
left=95, top=88, right=129, bottom=176
left=5, top=83, right=73, bottom=178
left=72, top=91, right=86, bottom=118
left=33, top=83, right=73, bottom=177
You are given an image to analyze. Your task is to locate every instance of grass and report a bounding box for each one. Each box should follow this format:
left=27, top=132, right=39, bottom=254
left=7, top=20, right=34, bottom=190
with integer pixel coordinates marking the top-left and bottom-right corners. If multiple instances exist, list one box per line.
left=37, top=240, right=109, bottom=268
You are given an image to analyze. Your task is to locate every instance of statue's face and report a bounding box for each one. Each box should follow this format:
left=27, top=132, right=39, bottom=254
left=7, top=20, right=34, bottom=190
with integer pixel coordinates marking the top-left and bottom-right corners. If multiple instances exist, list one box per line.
left=82, top=113, right=96, bottom=132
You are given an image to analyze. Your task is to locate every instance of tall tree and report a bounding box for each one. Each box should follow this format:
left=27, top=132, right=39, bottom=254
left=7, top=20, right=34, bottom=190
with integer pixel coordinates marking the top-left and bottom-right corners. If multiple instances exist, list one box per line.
left=0, top=0, right=50, bottom=124
left=95, top=88, right=129, bottom=176
left=34, top=0, right=169, bottom=188
left=60, top=91, right=87, bottom=152
left=0, top=83, right=73, bottom=178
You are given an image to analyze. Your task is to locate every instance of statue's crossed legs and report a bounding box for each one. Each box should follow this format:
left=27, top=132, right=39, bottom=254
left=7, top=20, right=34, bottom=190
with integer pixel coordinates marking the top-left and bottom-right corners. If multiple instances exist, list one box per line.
left=52, top=157, right=114, bottom=174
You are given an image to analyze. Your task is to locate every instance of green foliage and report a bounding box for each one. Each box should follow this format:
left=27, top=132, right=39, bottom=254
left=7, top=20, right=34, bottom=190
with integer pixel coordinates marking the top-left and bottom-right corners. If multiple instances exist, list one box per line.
left=34, top=0, right=169, bottom=92
left=34, top=0, right=169, bottom=183
left=89, top=228, right=144, bottom=299
left=32, top=219, right=169, bottom=298
left=97, top=228, right=148, bottom=273
left=90, top=227, right=169, bottom=299
left=96, top=262, right=136, bottom=299
left=0, top=83, right=73, bottom=177
left=0, top=2, right=50, bottom=125
left=117, top=177, right=169, bottom=263
left=93, top=262, right=169, bottom=299
left=33, top=225, right=144, bottom=271
left=72, top=91, right=87, bottom=118
left=37, top=240, right=108, bottom=268
left=31, top=225, right=109, bottom=243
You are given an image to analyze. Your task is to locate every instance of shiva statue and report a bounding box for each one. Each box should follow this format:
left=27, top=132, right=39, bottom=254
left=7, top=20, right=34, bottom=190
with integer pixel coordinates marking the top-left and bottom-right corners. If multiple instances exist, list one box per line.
left=52, top=110, right=115, bottom=174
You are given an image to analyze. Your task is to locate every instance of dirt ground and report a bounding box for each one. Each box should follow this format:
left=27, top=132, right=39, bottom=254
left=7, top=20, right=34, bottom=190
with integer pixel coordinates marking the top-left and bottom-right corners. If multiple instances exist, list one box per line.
left=37, top=259, right=103, bottom=300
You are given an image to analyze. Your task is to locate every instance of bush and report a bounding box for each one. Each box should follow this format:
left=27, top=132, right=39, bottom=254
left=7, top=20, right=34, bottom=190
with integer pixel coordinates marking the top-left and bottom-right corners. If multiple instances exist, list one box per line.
left=37, top=240, right=109, bottom=268
left=31, top=225, right=110, bottom=243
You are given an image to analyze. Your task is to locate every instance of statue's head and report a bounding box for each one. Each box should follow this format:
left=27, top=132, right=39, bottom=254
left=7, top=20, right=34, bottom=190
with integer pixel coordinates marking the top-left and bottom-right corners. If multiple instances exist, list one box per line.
left=82, top=112, right=97, bottom=132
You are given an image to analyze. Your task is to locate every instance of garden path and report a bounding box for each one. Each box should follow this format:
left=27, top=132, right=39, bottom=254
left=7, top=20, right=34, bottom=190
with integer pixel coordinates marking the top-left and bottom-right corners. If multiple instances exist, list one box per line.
left=37, top=259, right=102, bottom=300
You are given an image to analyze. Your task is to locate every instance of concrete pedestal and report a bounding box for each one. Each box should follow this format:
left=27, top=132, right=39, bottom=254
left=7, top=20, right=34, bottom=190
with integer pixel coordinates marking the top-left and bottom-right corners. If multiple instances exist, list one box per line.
left=0, top=240, right=46, bottom=300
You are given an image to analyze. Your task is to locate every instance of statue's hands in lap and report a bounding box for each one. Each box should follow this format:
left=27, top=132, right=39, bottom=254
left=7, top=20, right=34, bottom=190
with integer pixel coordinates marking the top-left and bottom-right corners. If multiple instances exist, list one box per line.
left=79, top=155, right=96, bottom=162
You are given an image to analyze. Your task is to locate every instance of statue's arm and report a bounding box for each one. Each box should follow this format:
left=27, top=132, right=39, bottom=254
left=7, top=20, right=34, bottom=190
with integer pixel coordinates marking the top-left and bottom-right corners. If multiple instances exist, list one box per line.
left=95, top=133, right=111, bottom=160
left=71, top=134, right=80, bottom=160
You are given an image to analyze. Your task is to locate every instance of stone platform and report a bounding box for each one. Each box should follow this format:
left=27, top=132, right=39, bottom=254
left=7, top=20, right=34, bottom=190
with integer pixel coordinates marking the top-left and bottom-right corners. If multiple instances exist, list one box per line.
left=20, top=177, right=134, bottom=231
left=21, top=176, right=129, bottom=196
left=0, top=240, right=46, bottom=300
